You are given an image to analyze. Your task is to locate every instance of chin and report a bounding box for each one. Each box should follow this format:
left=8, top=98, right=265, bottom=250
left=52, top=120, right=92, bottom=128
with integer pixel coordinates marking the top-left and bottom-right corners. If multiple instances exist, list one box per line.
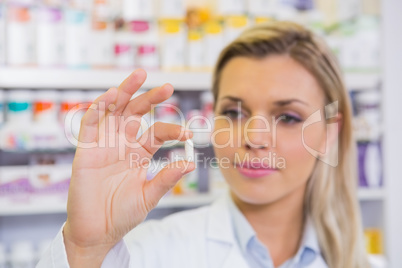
left=230, top=186, right=284, bottom=206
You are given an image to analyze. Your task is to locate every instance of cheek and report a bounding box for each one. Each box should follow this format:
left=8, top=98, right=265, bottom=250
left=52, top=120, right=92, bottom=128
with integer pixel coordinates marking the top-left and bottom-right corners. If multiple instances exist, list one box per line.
left=301, top=122, right=327, bottom=156
left=276, top=123, right=326, bottom=166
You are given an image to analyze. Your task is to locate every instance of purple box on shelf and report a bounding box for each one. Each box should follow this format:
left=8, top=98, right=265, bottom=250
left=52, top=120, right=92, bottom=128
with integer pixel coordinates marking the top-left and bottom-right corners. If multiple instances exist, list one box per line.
left=358, top=141, right=383, bottom=188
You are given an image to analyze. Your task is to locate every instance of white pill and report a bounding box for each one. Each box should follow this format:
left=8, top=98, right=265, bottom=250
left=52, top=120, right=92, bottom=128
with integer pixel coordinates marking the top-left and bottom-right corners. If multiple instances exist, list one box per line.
left=140, top=118, right=149, bottom=133
left=185, top=139, right=194, bottom=162
left=136, top=118, right=149, bottom=139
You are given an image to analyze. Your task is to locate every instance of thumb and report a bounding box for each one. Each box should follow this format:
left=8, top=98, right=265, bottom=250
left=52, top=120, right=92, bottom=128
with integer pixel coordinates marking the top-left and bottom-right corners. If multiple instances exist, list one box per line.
left=143, top=160, right=195, bottom=211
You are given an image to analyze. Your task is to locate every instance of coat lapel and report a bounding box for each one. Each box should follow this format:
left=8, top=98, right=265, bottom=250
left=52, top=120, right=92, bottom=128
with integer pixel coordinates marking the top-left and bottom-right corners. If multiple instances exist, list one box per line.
left=204, top=192, right=328, bottom=268
left=206, top=192, right=250, bottom=268
left=220, top=246, right=250, bottom=268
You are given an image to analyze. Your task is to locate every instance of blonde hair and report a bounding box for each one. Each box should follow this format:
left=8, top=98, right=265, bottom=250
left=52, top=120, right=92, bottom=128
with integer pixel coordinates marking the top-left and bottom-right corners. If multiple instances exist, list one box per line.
left=212, top=21, right=369, bottom=268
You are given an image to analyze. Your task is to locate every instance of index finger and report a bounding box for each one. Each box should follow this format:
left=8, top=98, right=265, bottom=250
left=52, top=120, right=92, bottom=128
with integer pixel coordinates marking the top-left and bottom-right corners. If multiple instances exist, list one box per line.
left=114, top=69, right=147, bottom=115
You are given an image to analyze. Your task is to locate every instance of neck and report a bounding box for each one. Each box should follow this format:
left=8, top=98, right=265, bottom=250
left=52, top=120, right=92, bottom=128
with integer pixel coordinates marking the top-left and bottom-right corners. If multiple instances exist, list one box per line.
left=231, top=185, right=306, bottom=267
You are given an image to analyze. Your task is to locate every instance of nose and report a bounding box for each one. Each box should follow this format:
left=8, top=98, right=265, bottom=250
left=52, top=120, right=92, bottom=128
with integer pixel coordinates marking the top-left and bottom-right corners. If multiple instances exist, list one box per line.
left=243, top=115, right=271, bottom=150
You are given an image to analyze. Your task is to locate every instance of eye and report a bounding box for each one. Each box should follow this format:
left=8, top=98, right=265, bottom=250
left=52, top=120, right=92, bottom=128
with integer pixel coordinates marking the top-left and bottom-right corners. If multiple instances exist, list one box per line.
left=276, top=114, right=302, bottom=124
left=221, top=109, right=245, bottom=119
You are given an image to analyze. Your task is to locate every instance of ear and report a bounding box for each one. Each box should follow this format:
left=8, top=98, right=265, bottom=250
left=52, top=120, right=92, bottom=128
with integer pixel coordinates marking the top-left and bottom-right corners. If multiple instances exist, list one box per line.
left=318, top=112, right=343, bottom=158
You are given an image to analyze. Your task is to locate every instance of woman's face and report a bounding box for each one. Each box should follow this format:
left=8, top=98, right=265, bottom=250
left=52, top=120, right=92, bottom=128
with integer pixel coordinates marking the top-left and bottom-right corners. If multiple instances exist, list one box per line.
left=213, top=55, right=328, bottom=205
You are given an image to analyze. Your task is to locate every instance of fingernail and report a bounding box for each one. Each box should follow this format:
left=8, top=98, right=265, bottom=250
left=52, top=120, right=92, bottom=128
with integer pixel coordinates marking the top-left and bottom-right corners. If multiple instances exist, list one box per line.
left=107, top=87, right=117, bottom=94
left=184, top=130, right=193, bottom=138
left=163, top=83, right=174, bottom=91
left=108, top=103, right=116, bottom=112
left=89, top=103, right=98, bottom=110
left=183, top=162, right=195, bottom=173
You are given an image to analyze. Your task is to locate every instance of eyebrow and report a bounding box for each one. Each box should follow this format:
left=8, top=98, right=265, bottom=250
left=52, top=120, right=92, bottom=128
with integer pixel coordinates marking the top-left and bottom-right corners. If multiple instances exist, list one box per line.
left=218, top=96, right=309, bottom=107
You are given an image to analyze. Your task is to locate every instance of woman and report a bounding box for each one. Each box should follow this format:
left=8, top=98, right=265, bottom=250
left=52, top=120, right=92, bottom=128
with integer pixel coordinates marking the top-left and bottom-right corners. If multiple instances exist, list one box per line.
left=38, top=21, right=369, bottom=268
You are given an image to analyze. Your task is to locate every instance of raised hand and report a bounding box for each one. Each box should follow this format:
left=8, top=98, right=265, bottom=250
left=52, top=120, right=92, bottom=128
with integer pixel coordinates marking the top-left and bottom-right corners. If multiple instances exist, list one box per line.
left=63, top=69, right=195, bottom=267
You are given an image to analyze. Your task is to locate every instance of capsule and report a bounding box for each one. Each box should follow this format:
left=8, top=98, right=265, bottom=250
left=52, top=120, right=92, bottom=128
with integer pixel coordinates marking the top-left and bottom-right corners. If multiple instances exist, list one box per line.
left=185, top=139, right=194, bottom=162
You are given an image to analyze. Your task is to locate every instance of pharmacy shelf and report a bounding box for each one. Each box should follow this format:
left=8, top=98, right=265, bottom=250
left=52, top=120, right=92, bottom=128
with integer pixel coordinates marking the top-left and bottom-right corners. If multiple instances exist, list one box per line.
left=0, top=67, right=380, bottom=91
left=344, top=72, right=381, bottom=90
left=0, top=199, right=68, bottom=216
left=0, top=189, right=383, bottom=216
left=0, top=192, right=222, bottom=216
left=0, top=148, right=76, bottom=154
left=358, top=188, right=385, bottom=201
left=0, top=142, right=212, bottom=155
left=0, top=67, right=212, bottom=91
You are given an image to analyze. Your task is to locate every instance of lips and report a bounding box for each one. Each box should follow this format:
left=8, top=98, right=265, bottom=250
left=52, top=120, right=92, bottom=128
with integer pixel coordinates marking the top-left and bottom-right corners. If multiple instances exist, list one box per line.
left=238, top=161, right=271, bottom=169
left=235, top=162, right=278, bottom=178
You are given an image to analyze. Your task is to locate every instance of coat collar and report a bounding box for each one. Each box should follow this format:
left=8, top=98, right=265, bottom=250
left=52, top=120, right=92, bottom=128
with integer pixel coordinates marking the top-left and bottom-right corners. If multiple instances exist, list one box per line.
left=206, top=190, right=235, bottom=244
left=205, top=190, right=325, bottom=268
left=205, top=191, right=249, bottom=268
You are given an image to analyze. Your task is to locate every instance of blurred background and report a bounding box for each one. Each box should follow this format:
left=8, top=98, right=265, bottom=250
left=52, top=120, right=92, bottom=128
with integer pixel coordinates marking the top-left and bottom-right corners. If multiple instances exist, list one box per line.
left=0, top=0, right=400, bottom=267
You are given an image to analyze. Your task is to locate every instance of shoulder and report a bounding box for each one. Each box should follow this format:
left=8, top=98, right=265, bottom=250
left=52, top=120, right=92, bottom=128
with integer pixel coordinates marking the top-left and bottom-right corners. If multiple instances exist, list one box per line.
left=124, top=204, right=212, bottom=244
left=123, top=204, right=215, bottom=268
left=153, top=204, right=211, bottom=234
left=123, top=192, right=233, bottom=265
left=122, top=202, right=229, bottom=268
left=309, top=255, right=328, bottom=268
left=164, top=204, right=211, bottom=225
left=126, top=192, right=231, bottom=241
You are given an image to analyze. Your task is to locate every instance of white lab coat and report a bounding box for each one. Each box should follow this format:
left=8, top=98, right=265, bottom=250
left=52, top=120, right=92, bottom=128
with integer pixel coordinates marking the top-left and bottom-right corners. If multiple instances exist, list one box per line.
left=37, top=192, right=328, bottom=268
